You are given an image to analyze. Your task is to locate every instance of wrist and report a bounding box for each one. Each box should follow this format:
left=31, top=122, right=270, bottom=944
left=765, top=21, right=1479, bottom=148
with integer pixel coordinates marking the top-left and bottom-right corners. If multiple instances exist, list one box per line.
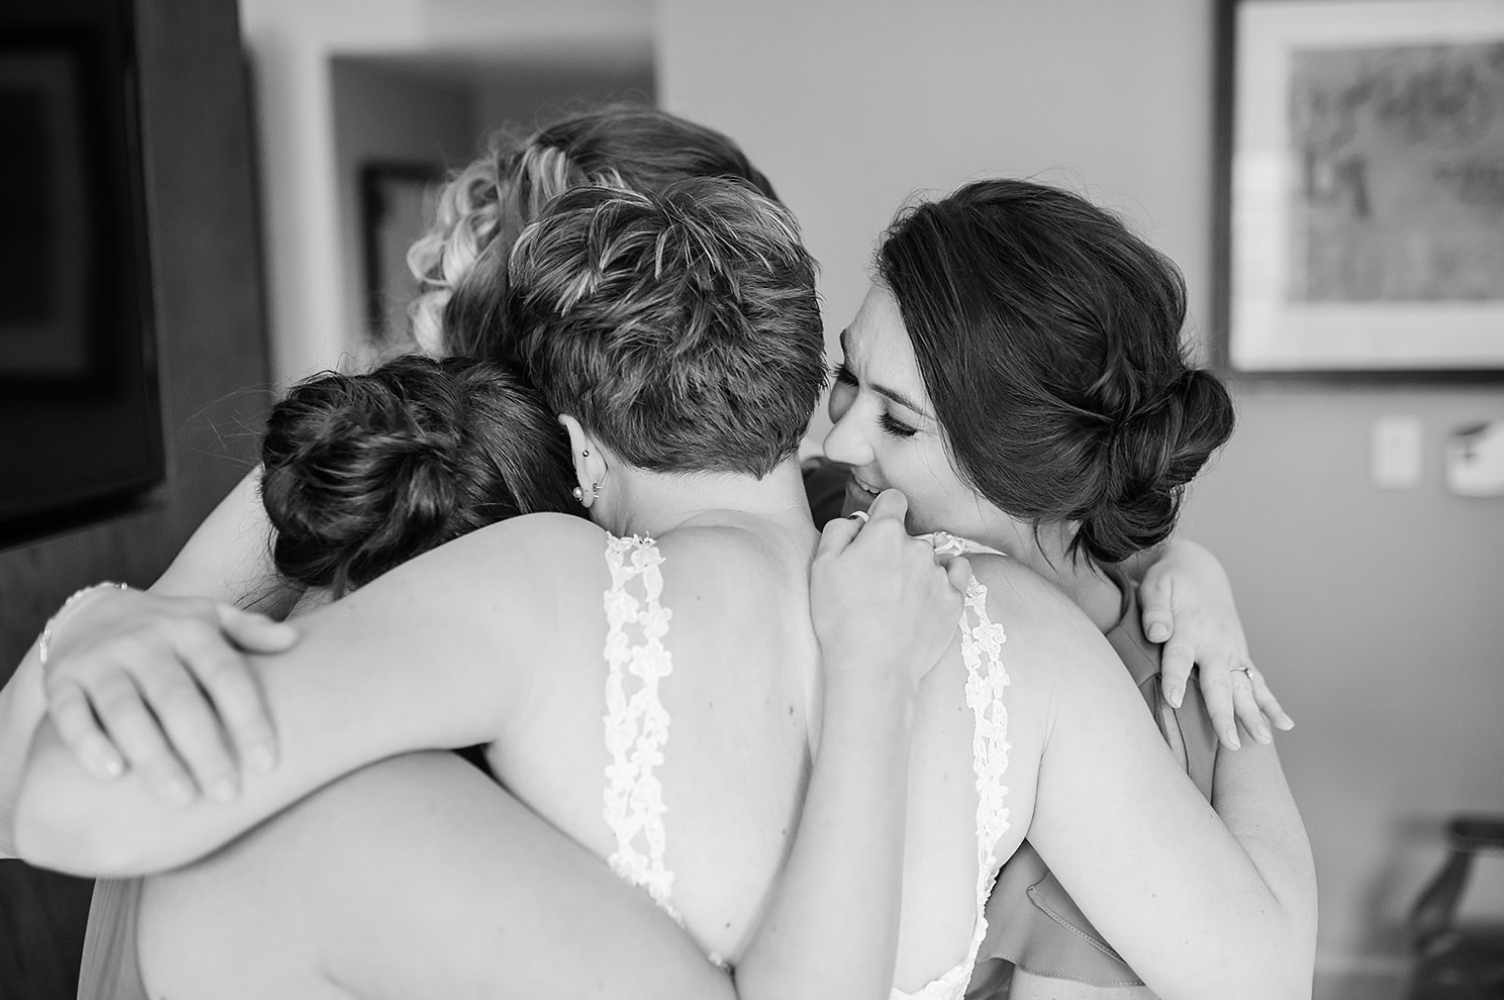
left=822, top=655, right=919, bottom=723
left=39, top=582, right=129, bottom=668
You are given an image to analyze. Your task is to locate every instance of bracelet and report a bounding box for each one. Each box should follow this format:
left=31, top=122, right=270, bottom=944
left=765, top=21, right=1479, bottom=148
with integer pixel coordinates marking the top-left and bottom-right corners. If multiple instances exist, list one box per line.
left=38, top=582, right=129, bottom=667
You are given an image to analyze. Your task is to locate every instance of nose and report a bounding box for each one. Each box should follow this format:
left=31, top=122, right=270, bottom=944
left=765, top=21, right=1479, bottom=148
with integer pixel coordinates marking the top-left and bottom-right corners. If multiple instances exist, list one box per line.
left=822, top=396, right=875, bottom=467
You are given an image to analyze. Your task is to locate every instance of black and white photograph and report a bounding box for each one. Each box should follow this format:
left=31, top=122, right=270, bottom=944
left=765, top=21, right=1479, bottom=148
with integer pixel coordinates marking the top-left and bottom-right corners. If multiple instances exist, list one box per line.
left=2, top=4, right=1501, bottom=1000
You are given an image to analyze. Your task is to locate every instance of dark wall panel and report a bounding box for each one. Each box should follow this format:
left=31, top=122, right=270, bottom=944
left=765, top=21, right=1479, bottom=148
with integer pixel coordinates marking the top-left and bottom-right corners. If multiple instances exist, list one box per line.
left=0, top=1, right=269, bottom=996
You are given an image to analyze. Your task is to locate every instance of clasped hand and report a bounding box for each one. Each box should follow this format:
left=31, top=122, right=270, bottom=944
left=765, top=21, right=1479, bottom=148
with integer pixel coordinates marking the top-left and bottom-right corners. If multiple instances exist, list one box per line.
left=39, top=588, right=295, bottom=804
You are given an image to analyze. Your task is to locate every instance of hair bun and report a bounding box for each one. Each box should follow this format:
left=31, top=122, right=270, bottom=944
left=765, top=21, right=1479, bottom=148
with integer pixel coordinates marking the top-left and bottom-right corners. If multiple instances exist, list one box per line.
left=1077, top=369, right=1235, bottom=562
left=259, top=355, right=574, bottom=595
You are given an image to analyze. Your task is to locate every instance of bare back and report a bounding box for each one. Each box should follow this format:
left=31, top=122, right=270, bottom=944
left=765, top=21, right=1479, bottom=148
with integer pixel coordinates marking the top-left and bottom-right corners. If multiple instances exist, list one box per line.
left=488, top=517, right=822, bottom=962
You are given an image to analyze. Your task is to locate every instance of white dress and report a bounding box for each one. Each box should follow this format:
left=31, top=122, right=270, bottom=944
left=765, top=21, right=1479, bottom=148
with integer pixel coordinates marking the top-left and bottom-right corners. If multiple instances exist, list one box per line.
left=598, top=533, right=1013, bottom=1000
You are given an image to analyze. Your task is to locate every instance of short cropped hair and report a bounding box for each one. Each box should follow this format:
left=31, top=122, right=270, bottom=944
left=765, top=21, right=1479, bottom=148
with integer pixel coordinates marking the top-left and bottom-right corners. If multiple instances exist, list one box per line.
left=506, top=179, right=826, bottom=478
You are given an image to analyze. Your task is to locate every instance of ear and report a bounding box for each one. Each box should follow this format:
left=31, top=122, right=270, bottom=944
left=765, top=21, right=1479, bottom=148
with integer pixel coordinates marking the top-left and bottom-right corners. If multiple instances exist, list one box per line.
left=558, top=414, right=608, bottom=508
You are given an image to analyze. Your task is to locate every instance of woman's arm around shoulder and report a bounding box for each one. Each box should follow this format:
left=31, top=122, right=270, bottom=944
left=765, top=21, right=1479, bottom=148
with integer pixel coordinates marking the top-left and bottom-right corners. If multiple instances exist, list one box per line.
left=142, top=752, right=740, bottom=1000
left=969, top=554, right=1317, bottom=1000
left=14, top=512, right=605, bottom=877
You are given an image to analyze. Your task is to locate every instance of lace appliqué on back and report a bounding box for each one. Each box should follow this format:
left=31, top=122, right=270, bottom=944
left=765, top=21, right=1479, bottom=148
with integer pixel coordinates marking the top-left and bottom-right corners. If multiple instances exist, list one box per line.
left=893, top=574, right=1012, bottom=1000
left=601, top=535, right=678, bottom=917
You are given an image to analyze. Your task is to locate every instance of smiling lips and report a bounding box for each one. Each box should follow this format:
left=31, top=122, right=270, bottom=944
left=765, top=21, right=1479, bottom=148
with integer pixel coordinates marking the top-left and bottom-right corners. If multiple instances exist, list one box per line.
left=842, top=472, right=882, bottom=516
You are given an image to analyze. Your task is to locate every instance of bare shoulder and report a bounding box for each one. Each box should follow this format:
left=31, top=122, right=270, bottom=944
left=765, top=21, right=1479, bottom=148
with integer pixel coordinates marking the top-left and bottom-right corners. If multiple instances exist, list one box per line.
left=652, top=523, right=803, bottom=592
left=358, top=512, right=609, bottom=597
left=963, top=553, right=1130, bottom=708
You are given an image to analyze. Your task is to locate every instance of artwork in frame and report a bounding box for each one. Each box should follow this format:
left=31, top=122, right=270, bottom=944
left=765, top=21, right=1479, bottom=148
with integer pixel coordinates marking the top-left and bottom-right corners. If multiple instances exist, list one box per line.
left=1215, top=0, right=1504, bottom=378
left=360, top=162, right=444, bottom=349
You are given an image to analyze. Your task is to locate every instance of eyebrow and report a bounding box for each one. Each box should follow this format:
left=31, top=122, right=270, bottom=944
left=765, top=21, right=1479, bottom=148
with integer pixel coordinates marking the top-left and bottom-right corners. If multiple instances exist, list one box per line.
left=838, top=328, right=932, bottom=418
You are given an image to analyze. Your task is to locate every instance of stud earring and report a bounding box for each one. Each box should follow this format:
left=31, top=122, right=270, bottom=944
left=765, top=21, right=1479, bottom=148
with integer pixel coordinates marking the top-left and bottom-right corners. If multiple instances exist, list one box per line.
left=571, top=486, right=585, bottom=503
left=591, top=482, right=601, bottom=499
left=582, top=449, right=590, bottom=457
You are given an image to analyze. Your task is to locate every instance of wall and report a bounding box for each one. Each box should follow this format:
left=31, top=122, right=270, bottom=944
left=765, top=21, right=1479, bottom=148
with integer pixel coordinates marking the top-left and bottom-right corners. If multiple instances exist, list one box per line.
left=330, top=59, right=477, bottom=356
left=655, top=0, right=1504, bottom=989
left=0, top=1, right=269, bottom=996
left=238, top=0, right=653, bottom=383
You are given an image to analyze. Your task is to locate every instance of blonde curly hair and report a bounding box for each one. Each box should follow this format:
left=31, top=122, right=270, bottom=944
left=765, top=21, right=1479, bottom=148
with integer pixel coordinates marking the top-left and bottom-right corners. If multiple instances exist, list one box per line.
left=403, top=106, right=777, bottom=360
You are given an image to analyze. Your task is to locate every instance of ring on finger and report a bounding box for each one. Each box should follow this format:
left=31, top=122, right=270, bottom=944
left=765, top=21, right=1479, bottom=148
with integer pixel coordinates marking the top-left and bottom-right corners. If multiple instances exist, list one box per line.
left=847, top=510, right=870, bottom=524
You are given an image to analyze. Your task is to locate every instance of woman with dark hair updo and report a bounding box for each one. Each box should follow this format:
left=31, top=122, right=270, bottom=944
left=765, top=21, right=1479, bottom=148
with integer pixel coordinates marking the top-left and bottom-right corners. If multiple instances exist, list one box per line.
left=822, top=177, right=1289, bottom=998
left=258, top=355, right=579, bottom=600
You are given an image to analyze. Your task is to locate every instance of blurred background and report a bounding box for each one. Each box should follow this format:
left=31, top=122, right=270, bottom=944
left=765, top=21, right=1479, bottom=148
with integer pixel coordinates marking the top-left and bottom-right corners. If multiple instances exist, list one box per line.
left=2, top=2, right=1502, bottom=999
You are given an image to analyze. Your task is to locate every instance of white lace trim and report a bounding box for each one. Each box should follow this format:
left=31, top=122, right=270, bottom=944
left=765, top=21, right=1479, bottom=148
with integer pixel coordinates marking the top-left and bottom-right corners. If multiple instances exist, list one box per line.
left=601, top=535, right=679, bottom=918
left=893, top=574, right=1012, bottom=1000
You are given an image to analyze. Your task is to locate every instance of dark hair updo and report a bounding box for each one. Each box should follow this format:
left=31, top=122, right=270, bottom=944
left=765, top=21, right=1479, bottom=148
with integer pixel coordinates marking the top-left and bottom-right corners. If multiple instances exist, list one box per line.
left=877, top=179, right=1235, bottom=564
left=260, top=355, right=577, bottom=596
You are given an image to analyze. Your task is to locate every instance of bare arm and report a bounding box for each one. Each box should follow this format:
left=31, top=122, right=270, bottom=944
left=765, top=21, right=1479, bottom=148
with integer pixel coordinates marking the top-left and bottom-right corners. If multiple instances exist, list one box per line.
left=0, top=641, right=44, bottom=858
left=998, top=560, right=1316, bottom=1000
left=144, top=753, right=742, bottom=1000
left=0, top=467, right=297, bottom=852
left=148, top=465, right=299, bottom=614
left=15, top=513, right=587, bottom=875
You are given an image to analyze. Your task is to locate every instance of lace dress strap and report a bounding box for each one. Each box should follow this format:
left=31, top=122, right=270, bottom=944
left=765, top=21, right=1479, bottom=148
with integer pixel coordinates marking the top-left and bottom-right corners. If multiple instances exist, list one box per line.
left=893, top=573, right=1013, bottom=1000
left=601, top=534, right=679, bottom=917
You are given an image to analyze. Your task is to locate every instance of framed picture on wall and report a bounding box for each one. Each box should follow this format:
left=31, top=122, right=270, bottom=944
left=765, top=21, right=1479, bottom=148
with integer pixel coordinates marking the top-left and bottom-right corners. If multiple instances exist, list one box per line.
left=1214, top=0, right=1504, bottom=378
left=360, top=161, right=443, bottom=348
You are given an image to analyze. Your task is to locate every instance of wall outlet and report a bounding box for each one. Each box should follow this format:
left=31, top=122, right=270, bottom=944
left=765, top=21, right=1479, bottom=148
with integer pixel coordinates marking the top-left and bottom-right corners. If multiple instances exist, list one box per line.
left=1372, top=416, right=1422, bottom=489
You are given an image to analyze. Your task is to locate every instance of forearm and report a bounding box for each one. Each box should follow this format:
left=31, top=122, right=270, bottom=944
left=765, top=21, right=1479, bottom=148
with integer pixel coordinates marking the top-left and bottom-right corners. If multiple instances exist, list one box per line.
left=14, top=525, right=551, bottom=876
left=0, top=642, right=45, bottom=858
left=149, top=465, right=300, bottom=616
left=1209, top=738, right=1318, bottom=988
left=735, top=671, right=913, bottom=1000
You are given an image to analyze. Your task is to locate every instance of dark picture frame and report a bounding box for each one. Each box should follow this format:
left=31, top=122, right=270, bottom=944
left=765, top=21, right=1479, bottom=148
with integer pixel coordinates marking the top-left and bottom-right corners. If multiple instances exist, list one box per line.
left=360, top=161, right=444, bottom=346
left=1213, top=0, right=1504, bottom=380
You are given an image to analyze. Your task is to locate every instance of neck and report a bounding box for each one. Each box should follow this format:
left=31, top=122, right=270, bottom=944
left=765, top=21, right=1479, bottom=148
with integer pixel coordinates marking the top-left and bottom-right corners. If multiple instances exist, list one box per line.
left=1009, top=539, right=1124, bottom=634
left=597, top=459, right=814, bottom=538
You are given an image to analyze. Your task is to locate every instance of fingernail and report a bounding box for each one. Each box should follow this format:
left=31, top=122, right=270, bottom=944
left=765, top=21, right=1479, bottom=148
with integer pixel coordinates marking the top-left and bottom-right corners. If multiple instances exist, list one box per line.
left=1277, top=715, right=1296, bottom=731
left=1224, top=728, right=1241, bottom=751
left=162, top=777, right=196, bottom=806
left=247, top=744, right=277, bottom=774
left=208, top=776, right=238, bottom=803
left=98, top=754, right=124, bottom=778
left=1256, top=723, right=1272, bottom=744
left=1146, top=624, right=1169, bottom=642
left=1166, top=684, right=1183, bottom=709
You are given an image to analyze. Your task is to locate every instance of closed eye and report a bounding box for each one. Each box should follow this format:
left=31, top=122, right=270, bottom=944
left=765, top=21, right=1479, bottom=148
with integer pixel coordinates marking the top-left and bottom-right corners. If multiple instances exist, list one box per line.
left=880, top=413, right=918, bottom=438
left=831, top=361, right=858, bottom=387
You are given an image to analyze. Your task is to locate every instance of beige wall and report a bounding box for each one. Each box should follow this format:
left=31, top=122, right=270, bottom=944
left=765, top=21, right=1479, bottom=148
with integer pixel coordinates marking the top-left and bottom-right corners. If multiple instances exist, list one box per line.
left=656, top=0, right=1504, bottom=983
left=238, top=0, right=652, bottom=382
left=237, top=0, right=1504, bottom=985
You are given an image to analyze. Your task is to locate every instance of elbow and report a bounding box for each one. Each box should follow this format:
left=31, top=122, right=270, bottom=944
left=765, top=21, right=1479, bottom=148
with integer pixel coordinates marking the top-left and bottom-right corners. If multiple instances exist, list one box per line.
left=13, top=763, right=156, bottom=878
left=1233, top=901, right=1318, bottom=1000
left=14, top=783, right=126, bottom=877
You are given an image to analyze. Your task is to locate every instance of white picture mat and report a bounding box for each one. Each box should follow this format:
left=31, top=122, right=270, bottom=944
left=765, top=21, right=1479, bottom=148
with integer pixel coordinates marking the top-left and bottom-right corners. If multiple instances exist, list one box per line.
left=1231, top=0, right=1504, bottom=371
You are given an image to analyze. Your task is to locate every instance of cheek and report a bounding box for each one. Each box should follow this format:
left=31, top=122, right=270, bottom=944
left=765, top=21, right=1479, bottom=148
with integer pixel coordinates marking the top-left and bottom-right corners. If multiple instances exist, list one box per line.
left=828, top=382, right=856, bottom=422
left=893, top=448, right=971, bottom=533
